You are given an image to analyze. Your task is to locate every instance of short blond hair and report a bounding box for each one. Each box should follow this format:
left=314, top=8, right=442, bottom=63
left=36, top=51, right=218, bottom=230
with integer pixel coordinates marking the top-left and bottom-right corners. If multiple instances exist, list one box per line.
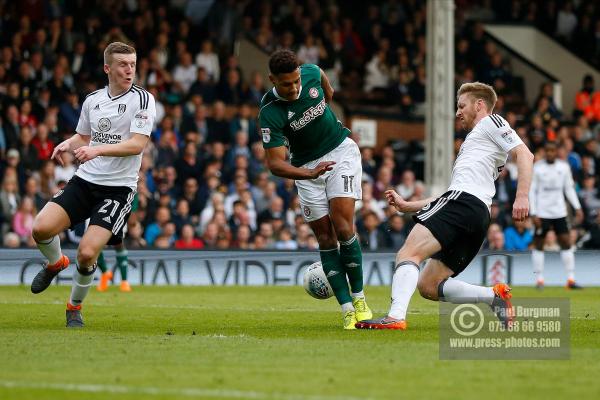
left=457, top=82, right=497, bottom=112
left=104, top=42, right=136, bottom=65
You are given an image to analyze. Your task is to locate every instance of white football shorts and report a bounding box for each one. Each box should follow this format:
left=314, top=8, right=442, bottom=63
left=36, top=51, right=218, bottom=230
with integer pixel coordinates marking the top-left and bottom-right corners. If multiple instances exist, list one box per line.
left=295, top=137, right=362, bottom=222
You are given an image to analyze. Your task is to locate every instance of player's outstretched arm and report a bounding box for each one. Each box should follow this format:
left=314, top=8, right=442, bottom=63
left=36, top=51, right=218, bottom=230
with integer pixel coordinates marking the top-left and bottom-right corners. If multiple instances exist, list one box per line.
left=320, top=68, right=334, bottom=103
left=510, top=143, right=534, bottom=221
left=385, top=189, right=435, bottom=213
left=265, top=146, right=334, bottom=180
left=52, top=133, right=90, bottom=166
left=73, top=133, right=149, bottom=163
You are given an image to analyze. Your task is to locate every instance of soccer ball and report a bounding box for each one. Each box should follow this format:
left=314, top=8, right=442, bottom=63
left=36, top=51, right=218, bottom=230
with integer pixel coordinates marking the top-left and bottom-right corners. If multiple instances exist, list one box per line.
left=303, top=261, right=334, bottom=300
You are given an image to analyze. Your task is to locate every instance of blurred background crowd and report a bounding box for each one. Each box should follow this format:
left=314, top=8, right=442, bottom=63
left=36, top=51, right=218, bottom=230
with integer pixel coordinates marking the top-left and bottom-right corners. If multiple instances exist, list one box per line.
left=1, top=0, right=600, bottom=251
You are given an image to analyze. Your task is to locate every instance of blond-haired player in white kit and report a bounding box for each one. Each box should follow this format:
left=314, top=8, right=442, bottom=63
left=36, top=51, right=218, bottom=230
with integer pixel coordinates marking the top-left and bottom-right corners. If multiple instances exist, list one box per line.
left=30, top=42, right=156, bottom=327
left=530, top=141, right=584, bottom=289
left=357, top=82, right=534, bottom=330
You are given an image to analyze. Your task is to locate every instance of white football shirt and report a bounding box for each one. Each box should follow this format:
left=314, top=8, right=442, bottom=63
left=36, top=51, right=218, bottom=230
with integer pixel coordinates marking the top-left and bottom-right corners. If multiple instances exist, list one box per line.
left=448, top=113, right=523, bottom=209
left=75, top=84, right=156, bottom=189
left=529, top=159, right=581, bottom=219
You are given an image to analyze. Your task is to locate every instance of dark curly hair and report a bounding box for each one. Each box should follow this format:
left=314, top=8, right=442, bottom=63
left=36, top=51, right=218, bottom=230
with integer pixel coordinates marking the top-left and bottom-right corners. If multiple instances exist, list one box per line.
left=269, top=49, right=299, bottom=75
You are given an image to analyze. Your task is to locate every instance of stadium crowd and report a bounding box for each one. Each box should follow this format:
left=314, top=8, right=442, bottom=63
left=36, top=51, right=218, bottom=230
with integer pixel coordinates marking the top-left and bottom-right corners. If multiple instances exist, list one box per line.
left=1, top=0, right=600, bottom=251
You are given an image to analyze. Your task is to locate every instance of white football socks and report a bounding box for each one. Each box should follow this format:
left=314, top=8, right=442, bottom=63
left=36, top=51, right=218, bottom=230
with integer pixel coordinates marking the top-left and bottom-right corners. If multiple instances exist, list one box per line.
left=532, top=249, right=545, bottom=282
left=69, top=264, right=96, bottom=307
left=341, top=302, right=354, bottom=313
left=36, top=235, right=62, bottom=265
left=438, top=278, right=495, bottom=305
left=560, top=248, right=575, bottom=281
left=388, top=261, right=419, bottom=320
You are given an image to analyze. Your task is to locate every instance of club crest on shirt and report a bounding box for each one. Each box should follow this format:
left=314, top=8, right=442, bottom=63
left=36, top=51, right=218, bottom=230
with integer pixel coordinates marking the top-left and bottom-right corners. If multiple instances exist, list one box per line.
left=98, top=118, right=111, bottom=132
left=261, top=127, right=271, bottom=143
left=118, top=104, right=126, bottom=114
left=309, top=87, right=318, bottom=98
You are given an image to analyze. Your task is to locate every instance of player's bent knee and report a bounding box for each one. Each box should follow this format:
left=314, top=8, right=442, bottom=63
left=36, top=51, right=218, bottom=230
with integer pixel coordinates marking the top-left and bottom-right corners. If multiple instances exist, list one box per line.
left=32, top=217, right=54, bottom=242
left=77, top=246, right=99, bottom=267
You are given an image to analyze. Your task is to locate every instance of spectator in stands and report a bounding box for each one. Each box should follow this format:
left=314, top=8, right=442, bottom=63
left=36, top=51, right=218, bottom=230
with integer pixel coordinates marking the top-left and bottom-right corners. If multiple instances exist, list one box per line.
left=504, top=218, right=533, bottom=251
left=12, top=195, right=35, bottom=246
left=174, top=142, right=203, bottom=187
left=188, top=67, right=217, bottom=104
left=172, top=52, right=197, bottom=94
left=536, top=82, right=562, bottom=119
left=30, top=124, right=53, bottom=164
left=172, top=198, right=193, bottom=234
left=217, top=68, right=248, bottom=105
left=247, top=71, right=266, bottom=105
left=384, top=213, right=407, bottom=250
left=3, top=105, right=20, bottom=150
left=144, top=206, right=172, bottom=246
left=484, top=223, right=505, bottom=250
left=206, top=101, right=230, bottom=145
left=23, top=176, right=45, bottom=212
left=175, top=224, right=204, bottom=249
left=196, top=40, right=220, bottom=83
left=364, top=50, right=390, bottom=93
left=555, top=1, right=578, bottom=42
left=575, top=74, right=595, bottom=119
left=357, top=210, right=388, bottom=251
left=58, top=89, right=81, bottom=132
left=0, top=172, right=20, bottom=235
left=17, top=126, right=40, bottom=174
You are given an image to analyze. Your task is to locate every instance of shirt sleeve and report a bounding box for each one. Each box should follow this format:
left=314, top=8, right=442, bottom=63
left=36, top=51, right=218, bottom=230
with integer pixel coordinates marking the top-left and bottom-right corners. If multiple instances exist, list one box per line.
left=259, top=105, right=286, bottom=149
left=483, top=114, right=523, bottom=153
left=75, top=96, right=92, bottom=135
left=563, top=163, right=582, bottom=210
left=529, top=164, right=539, bottom=216
left=130, top=92, right=156, bottom=136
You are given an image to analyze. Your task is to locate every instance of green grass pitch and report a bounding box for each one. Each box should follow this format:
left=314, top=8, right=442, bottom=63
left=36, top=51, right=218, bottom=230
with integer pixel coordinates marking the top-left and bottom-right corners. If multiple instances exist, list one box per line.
left=0, top=285, right=599, bottom=400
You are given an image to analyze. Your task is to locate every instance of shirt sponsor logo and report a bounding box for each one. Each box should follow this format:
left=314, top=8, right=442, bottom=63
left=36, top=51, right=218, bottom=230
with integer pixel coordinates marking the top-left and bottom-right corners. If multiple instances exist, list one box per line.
left=290, top=99, right=326, bottom=131
left=92, top=131, right=122, bottom=144
left=98, top=117, right=111, bottom=132
left=309, top=87, right=319, bottom=98
left=118, top=104, right=127, bottom=114
left=261, top=127, right=271, bottom=143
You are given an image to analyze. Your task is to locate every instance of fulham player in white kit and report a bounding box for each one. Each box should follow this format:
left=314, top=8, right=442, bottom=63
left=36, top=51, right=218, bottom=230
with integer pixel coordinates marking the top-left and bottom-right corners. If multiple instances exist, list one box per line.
left=357, top=82, right=534, bottom=330
left=30, top=42, right=156, bottom=327
left=530, top=141, right=584, bottom=289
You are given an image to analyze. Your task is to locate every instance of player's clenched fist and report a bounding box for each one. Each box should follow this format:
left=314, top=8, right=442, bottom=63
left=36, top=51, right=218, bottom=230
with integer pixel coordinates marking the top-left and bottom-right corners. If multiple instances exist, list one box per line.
left=74, top=146, right=101, bottom=163
left=512, top=195, right=529, bottom=221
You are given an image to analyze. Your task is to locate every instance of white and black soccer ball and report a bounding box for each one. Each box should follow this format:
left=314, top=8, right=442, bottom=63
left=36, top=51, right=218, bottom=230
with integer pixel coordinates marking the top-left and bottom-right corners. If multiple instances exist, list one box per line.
left=303, top=261, right=334, bottom=300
